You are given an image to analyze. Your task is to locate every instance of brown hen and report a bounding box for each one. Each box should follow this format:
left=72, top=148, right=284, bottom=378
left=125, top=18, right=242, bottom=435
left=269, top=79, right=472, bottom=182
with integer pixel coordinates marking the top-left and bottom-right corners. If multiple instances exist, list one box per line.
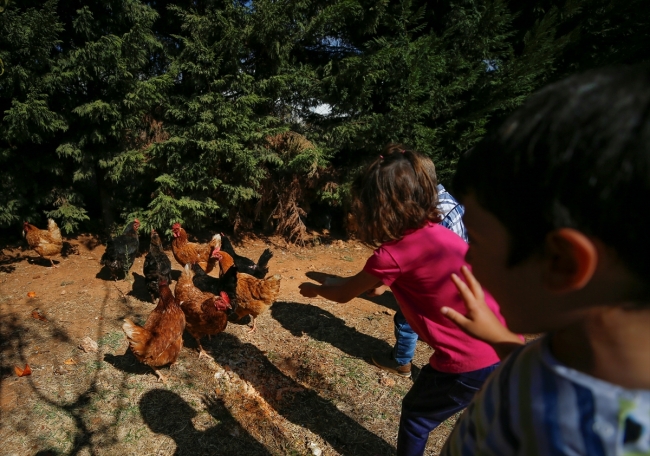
left=23, top=219, right=63, bottom=268
left=171, top=223, right=220, bottom=273
left=122, top=279, right=186, bottom=383
left=218, top=251, right=281, bottom=333
left=175, top=264, right=231, bottom=359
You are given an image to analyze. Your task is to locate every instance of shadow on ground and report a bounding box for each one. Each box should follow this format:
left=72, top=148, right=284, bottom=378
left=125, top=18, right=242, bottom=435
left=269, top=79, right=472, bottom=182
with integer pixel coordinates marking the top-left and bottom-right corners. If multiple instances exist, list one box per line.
left=139, top=389, right=272, bottom=456
left=207, top=332, right=396, bottom=456
left=272, top=301, right=393, bottom=360
left=0, top=250, right=27, bottom=273
left=127, top=272, right=153, bottom=303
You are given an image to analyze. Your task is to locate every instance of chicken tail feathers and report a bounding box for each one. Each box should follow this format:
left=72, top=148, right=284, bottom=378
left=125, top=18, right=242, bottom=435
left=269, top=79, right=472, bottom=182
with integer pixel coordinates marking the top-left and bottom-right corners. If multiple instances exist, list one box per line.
left=182, top=263, right=193, bottom=279
left=122, top=319, right=151, bottom=356
left=47, top=219, right=63, bottom=243
left=256, top=248, right=273, bottom=275
left=264, top=274, right=282, bottom=297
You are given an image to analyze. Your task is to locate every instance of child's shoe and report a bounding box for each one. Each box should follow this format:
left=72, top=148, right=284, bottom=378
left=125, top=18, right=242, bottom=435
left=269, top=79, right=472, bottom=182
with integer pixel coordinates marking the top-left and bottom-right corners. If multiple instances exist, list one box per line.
left=371, top=351, right=412, bottom=377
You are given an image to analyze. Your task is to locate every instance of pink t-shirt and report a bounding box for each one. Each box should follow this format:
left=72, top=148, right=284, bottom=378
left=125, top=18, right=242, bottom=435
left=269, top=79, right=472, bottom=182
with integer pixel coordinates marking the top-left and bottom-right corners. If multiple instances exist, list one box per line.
left=363, top=222, right=503, bottom=373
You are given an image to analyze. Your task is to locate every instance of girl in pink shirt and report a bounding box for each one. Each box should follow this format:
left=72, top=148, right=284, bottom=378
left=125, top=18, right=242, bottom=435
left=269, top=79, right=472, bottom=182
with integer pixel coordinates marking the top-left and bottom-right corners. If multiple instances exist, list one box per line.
left=299, top=145, right=504, bottom=456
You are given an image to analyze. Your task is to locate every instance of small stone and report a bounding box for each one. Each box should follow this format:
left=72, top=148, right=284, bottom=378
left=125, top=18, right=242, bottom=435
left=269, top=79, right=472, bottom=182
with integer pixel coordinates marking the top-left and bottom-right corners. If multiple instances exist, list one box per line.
left=79, top=336, right=98, bottom=353
left=308, top=442, right=323, bottom=456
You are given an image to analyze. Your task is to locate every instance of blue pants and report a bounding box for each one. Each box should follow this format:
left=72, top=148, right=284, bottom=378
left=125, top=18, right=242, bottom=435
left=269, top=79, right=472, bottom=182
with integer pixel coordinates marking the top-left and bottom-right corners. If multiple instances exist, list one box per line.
left=393, top=308, right=418, bottom=365
left=397, top=363, right=499, bottom=456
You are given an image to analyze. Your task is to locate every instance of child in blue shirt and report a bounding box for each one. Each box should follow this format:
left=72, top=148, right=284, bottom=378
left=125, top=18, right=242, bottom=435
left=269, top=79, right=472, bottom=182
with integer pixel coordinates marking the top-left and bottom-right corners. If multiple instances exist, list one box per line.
left=439, top=66, right=650, bottom=455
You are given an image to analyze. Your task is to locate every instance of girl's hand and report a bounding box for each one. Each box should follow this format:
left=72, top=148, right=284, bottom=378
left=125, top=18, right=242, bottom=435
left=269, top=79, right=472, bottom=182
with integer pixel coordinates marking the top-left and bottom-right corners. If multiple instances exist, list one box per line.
left=299, top=282, right=320, bottom=298
left=442, top=266, right=523, bottom=359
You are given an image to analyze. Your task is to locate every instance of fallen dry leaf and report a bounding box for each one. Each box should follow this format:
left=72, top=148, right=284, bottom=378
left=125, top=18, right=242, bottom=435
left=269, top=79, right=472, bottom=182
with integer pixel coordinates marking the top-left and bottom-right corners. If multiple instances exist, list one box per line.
left=64, top=358, right=77, bottom=365
left=379, top=376, right=395, bottom=387
left=78, top=336, right=98, bottom=353
left=27, top=291, right=36, bottom=298
left=31, top=310, right=47, bottom=321
left=14, top=364, right=32, bottom=377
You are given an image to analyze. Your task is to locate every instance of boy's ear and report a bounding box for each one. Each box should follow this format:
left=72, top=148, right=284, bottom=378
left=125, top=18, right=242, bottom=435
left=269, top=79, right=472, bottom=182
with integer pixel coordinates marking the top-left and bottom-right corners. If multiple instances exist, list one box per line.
left=543, top=228, right=598, bottom=292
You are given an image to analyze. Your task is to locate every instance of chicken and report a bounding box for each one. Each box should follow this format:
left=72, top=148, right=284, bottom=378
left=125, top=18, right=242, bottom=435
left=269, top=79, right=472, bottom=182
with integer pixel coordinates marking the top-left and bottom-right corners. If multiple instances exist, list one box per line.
left=122, top=279, right=186, bottom=383
left=171, top=223, right=221, bottom=273
left=175, top=264, right=231, bottom=358
left=220, top=234, right=273, bottom=279
left=191, top=262, right=229, bottom=296
left=22, top=219, right=63, bottom=268
left=100, top=219, right=140, bottom=280
left=218, top=251, right=281, bottom=333
left=143, top=229, right=172, bottom=303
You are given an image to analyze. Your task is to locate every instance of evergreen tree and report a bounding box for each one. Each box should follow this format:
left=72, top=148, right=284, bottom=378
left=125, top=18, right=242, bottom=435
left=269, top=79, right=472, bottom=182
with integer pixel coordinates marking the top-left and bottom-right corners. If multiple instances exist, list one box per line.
left=51, top=0, right=172, bottom=232
left=315, top=0, right=574, bottom=185
left=0, top=0, right=67, bottom=228
left=1, top=0, right=647, bottom=237
left=146, top=0, right=329, bottom=235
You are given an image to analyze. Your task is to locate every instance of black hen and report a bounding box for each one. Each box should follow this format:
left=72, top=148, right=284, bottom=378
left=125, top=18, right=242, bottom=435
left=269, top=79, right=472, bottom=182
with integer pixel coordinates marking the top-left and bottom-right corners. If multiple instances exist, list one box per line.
left=143, top=229, right=172, bottom=302
left=100, top=219, right=140, bottom=280
left=191, top=262, right=237, bottom=315
left=220, top=234, right=273, bottom=279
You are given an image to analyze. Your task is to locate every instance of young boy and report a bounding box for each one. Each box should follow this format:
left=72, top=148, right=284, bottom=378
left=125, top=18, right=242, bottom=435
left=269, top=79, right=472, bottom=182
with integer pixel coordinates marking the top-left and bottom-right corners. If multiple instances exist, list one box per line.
left=438, top=66, right=650, bottom=455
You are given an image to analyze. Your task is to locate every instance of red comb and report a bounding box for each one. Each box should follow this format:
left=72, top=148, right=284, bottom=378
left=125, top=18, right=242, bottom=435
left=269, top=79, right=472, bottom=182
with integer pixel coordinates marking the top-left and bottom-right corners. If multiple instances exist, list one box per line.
left=220, top=291, right=231, bottom=305
left=172, top=223, right=181, bottom=229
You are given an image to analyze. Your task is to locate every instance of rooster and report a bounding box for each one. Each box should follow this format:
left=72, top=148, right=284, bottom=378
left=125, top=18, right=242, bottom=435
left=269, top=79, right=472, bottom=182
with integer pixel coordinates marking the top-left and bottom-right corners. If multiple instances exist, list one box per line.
left=122, top=279, right=186, bottom=383
left=171, top=223, right=221, bottom=273
left=22, top=219, right=63, bottom=268
left=100, top=219, right=140, bottom=280
left=175, top=264, right=231, bottom=358
left=220, top=234, right=273, bottom=279
left=218, top=251, right=281, bottom=332
left=143, top=229, right=172, bottom=303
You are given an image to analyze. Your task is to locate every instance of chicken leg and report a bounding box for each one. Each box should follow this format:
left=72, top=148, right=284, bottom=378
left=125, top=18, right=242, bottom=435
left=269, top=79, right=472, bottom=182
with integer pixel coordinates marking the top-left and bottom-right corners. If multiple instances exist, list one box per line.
left=196, top=338, right=214, bottom=360
left=248, top=316, right=257, bottom=333
left=153, top=368, right=168, bottom=384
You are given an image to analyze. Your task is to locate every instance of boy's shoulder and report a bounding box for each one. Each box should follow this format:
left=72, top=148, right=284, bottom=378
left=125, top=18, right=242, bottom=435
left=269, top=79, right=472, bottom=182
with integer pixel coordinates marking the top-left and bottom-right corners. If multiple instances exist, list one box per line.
left=442, top=336, right=650, bottom=456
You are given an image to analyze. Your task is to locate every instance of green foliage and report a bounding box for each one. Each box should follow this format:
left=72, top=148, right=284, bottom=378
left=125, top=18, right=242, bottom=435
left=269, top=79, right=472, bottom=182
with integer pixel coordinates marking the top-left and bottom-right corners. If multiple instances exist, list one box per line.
left=0, top=0, right=647, bottom=237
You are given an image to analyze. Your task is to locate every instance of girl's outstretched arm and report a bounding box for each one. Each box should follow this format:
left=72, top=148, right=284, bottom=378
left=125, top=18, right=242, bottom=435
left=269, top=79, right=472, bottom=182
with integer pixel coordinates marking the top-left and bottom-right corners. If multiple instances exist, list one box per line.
left=443, top=265, right=524, bottom=360
left=299, top=271, right=382, bottom=303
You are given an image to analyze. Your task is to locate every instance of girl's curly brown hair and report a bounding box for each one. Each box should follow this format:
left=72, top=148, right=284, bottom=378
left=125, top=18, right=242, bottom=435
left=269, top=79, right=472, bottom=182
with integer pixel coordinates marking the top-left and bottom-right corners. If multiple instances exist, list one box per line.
left=351, top=144, right=442, bottom=246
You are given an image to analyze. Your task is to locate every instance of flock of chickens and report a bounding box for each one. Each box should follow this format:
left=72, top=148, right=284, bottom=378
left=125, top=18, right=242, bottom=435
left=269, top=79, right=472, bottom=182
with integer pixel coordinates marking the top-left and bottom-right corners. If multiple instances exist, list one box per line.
left=22, top=218, right=282, bottom=383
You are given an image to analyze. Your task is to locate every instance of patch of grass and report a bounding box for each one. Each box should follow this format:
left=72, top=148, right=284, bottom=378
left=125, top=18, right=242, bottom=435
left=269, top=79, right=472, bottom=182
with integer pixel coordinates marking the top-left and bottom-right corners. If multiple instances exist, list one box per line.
left=341, top=255, right=354, bottom=262
left=122, top=426, right=146, bottom=444
left=85, top=360, right=104, bottom=373
left=33, top=402, right=61, bottom=421
left=333, top=356, right=371, bottom=391
left=60, top=280, right=74, bottom=286
left=116, top=404, right=140, bottom=424
left=99, top=331, right=124, bottom=350
left=441, top=411, right=462, bottom=429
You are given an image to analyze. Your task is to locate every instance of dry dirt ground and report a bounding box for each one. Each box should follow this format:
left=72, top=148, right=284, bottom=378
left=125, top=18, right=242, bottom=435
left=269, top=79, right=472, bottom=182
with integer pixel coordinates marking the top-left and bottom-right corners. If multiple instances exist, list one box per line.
left=0, top=233, right=461, bottom=456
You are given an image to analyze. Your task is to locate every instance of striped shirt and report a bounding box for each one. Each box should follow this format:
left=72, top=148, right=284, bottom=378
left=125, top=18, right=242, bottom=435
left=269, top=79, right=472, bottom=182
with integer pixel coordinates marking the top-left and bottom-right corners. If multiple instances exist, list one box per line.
left=437, top=184, right=468, bottom=243
left=441, top=336, right=650, bottom=456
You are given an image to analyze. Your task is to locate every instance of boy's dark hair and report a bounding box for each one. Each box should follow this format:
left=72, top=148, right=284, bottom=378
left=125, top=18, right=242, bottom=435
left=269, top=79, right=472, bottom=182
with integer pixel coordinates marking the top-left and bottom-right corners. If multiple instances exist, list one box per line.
left=454, top=66, right=650, bottom=280
left=352, top=144, right=442, bottom=246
